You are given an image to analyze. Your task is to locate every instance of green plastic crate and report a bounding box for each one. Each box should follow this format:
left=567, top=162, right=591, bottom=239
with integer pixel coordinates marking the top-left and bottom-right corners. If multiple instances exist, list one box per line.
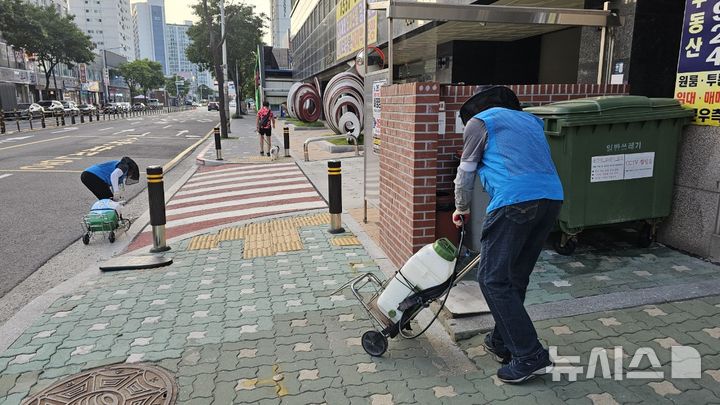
left=86, top=210, right=119, bottom=232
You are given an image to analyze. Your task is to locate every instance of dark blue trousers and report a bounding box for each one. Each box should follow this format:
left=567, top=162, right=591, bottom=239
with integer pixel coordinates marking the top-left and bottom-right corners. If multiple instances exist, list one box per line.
left=478, top=199, right=562, bottom=360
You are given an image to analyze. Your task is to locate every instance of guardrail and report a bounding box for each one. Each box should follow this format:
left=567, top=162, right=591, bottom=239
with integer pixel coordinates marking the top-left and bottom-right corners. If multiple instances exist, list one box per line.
left=303, top=133, right=360, bottom=162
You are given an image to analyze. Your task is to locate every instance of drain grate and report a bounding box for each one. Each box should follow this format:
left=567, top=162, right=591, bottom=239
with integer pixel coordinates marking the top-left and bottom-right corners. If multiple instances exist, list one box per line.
left=22, top=363, right=177, bottom=405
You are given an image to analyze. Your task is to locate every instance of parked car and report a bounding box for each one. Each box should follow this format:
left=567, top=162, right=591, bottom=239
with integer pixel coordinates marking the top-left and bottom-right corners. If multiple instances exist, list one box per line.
left=103, top=103, right=119, bottom=113
left=37, top=100, right=64, bottom=116
left=133, top=102, right=146, bottom=111
left=207, top=101, right=220, bottom=111
left=16, top=103, right=45, bottom=119
left=116, top=102, right=131, bottom=112
left=61, top=101, right=80, bottom=116
left=78, top=103, right=97, bottom=115
left=147, top=98, right=161, bottom=109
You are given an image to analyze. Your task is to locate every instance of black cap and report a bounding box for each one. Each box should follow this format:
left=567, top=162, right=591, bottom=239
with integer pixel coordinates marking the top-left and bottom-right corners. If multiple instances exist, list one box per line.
left=459, top=85, right=521, bottom=125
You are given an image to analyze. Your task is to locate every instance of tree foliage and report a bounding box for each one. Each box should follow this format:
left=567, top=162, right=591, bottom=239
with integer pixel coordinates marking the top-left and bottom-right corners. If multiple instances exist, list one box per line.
left=118, top=59, right=165, bottom=99
left=186, top=0, right=266, bottom=114
left=0, top=0, right=95, bottom=98
left=164, top=74, right=192, bottom=98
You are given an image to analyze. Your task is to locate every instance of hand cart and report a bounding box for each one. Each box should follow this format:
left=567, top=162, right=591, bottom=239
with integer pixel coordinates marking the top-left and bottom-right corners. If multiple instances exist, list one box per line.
left=81, top=209, right=131, bottom=244
left=335, top=221, right=481, bottom=356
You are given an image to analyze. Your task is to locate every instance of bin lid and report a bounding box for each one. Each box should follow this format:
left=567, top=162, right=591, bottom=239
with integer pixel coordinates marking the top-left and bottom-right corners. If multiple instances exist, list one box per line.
left=525, top=95, right=694, bottom=126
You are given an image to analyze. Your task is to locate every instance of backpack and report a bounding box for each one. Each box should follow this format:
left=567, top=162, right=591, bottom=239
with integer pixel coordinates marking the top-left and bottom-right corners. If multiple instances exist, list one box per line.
left=259, top=109, right=270, bottom=128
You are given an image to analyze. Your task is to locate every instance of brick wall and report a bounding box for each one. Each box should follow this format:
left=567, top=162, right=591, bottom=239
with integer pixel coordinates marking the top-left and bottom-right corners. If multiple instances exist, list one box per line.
left=378, top=82, right=440, bottom=268
left=379, top=82, right=629, bottom=268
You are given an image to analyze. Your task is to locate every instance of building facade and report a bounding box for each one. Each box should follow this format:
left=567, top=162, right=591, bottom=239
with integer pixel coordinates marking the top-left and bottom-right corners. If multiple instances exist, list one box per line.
left=27, top=0, right=68, bottom=14
left=132, top=0, right=167, bottom=73
left=165, top=22, right=194, bottom=77
left=271, top=0, right=291, bottom=48
left=67, top=0, right=134, bottom=61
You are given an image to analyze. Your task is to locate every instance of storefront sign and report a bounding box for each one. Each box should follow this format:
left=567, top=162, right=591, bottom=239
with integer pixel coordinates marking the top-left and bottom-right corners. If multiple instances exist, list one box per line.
left=675, top=0, right=720, bottom=125
left=371, top=78, right=386, bottom=155
left=336, top=0, right=377, bottom=61
left=79, top=63, right=87, bottom=83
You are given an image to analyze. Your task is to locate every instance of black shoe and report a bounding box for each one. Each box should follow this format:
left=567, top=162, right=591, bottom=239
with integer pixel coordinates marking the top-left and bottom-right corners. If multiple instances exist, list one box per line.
left=484, top=334, right=512, bottom=364
left=260, top=151, right=264, bottom=156
left=266, top=153, right=270, bottom=157
left=497, top=349, right=553, bottom=384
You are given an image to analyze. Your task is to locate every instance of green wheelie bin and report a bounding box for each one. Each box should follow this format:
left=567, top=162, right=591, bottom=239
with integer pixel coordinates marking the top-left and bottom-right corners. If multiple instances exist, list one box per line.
left=525, top=96, right=694, bottom=255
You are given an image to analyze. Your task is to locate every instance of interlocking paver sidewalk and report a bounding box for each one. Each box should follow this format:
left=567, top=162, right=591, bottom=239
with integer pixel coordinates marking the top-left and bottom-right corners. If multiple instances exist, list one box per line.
left=1, top=212, right=720, bottom=404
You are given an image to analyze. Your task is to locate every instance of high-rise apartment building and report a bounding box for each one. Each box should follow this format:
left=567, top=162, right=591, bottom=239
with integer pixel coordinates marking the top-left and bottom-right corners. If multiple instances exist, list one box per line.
left=270, top=0, right=290, bottom=48
left=28, top=0, right=68, bottom=14
left=165, top=22, right=193, bottom=76
left=131, top=0, right=167, bottom=73
left=67, top=0, right=134, bottom=61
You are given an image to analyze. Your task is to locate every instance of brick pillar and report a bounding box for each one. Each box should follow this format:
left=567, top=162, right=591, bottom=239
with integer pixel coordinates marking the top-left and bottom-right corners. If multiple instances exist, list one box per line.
left=379, top=82, right=440, bottom=268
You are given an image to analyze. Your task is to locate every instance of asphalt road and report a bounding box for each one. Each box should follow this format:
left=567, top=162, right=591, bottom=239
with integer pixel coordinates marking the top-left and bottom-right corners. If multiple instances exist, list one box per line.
left=0, top=109, right=219, bottom=297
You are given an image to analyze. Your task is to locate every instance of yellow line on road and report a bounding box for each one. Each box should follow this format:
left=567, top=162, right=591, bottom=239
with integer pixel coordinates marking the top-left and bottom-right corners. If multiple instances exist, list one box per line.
left=163, top=125, right=217, bottom=173
left=0, top=136, right=71, bottom=151
left=0, top=169, right=83, bottom=173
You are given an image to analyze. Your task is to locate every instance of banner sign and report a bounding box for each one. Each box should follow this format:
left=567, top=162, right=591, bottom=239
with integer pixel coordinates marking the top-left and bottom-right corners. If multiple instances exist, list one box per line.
left=336, top=0, right=377, bottom=61
left=79, top=63, right=87, bottom=83
left=675, top=0, right=720, bottom=125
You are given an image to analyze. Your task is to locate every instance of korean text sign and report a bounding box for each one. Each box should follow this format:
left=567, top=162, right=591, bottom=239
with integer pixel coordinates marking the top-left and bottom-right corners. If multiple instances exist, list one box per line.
left=676, top=0, right=720, bottom=125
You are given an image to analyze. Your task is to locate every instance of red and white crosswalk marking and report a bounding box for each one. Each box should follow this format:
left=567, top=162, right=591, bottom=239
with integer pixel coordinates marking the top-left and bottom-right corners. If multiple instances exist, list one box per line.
left=128, top=162, right=326, bottom=250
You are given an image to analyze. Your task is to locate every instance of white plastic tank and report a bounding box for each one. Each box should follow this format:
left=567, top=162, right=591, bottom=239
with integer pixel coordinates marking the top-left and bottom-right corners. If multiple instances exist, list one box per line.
left=376, top=238, right=457, bottom=323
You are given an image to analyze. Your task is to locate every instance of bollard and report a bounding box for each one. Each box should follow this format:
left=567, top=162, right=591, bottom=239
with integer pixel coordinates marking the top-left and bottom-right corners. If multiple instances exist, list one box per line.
left=147, top=166, right=171, bottom=253
left=41, top=113, right=45, bottom=128
left=60, top=112, right=65, bottom=126
left=327, top=160, right=345, bottom=234
left=28, top=114, right=33, bottom=130
left=214, top=126, right=223, bottom=160
left=283, top=126, right=290, bottom=157
left=0, top=111, right=5, bottom=134
left=55, top=111, right=60, bottom=126
left=71, top=113, right=76, bottom=125
left=15, top=111, right=20, bottom=132
left=80, top=113, right=85, bottom=123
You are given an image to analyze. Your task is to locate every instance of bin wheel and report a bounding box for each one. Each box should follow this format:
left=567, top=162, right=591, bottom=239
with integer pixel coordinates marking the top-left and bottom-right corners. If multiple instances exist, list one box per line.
left=637, top=224, right=655, bottom=248
left=108, top=231, right=115, bottom=243
left=82, top=233, right=90, bottom=245
left=553, top=236, right=576, bottom=256
left=361, top=330, right=388, bottom=357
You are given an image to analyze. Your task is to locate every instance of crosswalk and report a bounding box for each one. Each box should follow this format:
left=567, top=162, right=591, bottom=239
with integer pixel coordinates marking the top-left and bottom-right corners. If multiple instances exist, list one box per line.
left=128, top=162, right=327, bottom=251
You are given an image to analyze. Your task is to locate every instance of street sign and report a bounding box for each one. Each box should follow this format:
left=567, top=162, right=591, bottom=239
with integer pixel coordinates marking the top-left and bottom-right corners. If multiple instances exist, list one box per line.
left=175, top=80, right=184, bottom=86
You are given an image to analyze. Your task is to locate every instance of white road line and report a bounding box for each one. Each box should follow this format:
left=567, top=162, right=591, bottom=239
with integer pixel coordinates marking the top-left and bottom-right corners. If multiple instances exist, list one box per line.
left=131, top=121, right=141, bottom=125
left=166, top=200, right=326, bottom=228
left=112, top=129, right=135, bottom=135
left=169, top=183, right=313, bottom=205
left=190, top=163, right=296, bottom=180
left=183, top=170, right=302, bottom=189
left=177, top=176, right=307, bottom=195
left=0, top=174, right=13, bottom=180
left=175, top=130, right=189, bottom=137
left=0, top=136, right=33, bottom=144
left=51, top=127, right=78, bottom=134
left=163, top=125, right=172, bottom=129
left=167, top=191, right=319, bottom=216
left=186, top=135, right=201, bottom=138
left=98, top=127, right=114, bottom=131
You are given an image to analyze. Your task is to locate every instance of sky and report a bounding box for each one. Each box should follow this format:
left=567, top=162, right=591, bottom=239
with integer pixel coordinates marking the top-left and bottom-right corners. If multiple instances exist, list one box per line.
left=164, top=0, right=272, bottom=43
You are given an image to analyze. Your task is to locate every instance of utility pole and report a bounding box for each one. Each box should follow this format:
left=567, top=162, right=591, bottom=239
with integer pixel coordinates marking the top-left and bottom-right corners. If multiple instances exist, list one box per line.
left=221, top=0, right=231, bottom=133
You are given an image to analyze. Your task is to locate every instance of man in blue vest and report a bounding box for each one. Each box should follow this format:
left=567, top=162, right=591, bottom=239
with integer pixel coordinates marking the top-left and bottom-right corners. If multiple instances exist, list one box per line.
left=452, top=86, right=563, bottom=384
left=81, top=157, right=139, bottom=201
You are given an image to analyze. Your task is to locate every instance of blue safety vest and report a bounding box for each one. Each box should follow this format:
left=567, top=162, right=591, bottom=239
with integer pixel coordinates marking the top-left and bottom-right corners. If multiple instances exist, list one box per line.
left=85, top=160, right=121, bottom=185
left=475, top=108, right=563, bottom=213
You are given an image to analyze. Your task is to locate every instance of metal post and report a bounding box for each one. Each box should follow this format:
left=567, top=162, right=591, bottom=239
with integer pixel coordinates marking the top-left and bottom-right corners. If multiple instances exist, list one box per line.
left=214, top=126, right=223, bottom=160
left=283, top=126, right=290, bottom=157
left=147, top=166, right=171, bottom=253
left=328, top=160, right=345, bottom=234
left=15, top=111, right=20, bottom=132
left=388, top=17, right=393, bottom=84
left=597, top=1, right=610, bottom=85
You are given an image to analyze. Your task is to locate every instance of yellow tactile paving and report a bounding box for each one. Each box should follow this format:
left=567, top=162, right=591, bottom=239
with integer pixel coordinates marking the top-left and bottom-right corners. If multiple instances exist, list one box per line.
left=187, top=234, right=220, bottom=250
left=187, top=213, right=332, bottom=259
left=331, top=236, right=361, bottom=246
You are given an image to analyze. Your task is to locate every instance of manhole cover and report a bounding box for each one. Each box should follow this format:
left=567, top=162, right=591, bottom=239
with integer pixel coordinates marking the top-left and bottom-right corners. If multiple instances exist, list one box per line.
left=22, top=363, right=177, bottom=404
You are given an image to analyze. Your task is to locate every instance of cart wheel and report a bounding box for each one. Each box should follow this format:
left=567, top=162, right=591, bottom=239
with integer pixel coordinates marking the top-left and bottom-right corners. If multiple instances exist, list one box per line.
left=361, top=330, right=388, bottom=357
left=108, top=231, right=115, bottom=243
left=553, top=236, right=576, bottom=256
left=82, top=233, right=90, bottom=245
left=637, top=224, right=655, bottom=248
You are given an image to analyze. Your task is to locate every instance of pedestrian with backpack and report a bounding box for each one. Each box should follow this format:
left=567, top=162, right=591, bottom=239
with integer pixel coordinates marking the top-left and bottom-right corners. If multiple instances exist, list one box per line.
left=256, top=101, right=276, bottom=156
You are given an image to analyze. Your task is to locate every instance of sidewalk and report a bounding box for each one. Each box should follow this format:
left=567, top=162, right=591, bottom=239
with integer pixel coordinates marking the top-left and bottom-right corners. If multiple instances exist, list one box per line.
left=1, top=116, right=719, bottom=403
left=1, top=211, right=719, bottom=404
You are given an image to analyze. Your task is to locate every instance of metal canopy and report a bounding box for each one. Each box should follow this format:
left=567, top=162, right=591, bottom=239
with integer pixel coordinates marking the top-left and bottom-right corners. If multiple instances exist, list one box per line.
left=370, top=1, right=619, bottom=27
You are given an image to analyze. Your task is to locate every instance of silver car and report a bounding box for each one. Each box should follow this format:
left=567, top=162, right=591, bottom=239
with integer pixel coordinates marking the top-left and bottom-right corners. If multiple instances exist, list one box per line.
left=16, top=103, right=45, bottom=119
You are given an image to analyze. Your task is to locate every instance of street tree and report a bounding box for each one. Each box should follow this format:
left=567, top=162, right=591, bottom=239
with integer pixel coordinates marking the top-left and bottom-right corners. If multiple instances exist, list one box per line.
left=186, top=0, right=266, bottom=118
left=0, top=0, right=95, bottom=99
left=197, top=84, right=215, bottom=101
left=118, top=59, right=165, bottom=100
left=164, top=75, right=192, bottom=99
